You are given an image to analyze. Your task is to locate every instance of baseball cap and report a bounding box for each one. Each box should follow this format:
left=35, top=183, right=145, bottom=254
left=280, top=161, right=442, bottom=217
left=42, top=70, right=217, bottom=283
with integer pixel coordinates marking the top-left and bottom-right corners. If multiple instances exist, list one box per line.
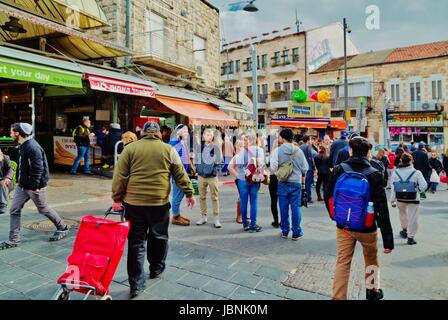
left=340, top=130, right=349, bottom=137
left=418, top=142, right=425, bottom=149
left=143, top=121, right=160, bottom=133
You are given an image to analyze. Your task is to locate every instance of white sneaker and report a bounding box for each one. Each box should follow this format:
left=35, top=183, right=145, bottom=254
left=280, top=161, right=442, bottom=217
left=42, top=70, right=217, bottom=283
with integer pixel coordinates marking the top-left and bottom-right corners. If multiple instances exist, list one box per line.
left=196, top=216, right=207, bottom=225
left=214, top=219, right=222, bottom=228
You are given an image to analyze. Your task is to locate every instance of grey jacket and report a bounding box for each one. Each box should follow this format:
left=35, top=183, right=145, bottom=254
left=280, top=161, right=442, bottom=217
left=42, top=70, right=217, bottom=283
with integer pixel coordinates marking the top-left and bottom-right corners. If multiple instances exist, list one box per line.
left=300, top=143, right=316, bottom=171
left=195, top=143, right=223, bottom=178
left=270, top=143, right=309, bottom=183
left=390, top=165, right=428, bottom=203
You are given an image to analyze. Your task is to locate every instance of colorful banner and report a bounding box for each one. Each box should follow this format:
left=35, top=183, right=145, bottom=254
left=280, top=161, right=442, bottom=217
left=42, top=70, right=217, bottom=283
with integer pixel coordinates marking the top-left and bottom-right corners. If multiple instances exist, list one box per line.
left=54, top=136, right=101, bottom=166
left=388, top=114, right=443, bottom=127
left=0, top=57, right=82, bottom=88
left=288, top=102, right=331, bottom=118
left=88, top=75, right=156, bottom=98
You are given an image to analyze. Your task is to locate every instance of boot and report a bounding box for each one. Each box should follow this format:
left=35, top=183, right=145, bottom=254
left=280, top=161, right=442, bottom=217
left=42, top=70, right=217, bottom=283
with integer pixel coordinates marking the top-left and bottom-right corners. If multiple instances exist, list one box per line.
left=236, top=199, right=242, bottom=224
left=366, top=288, right=384, bottom=300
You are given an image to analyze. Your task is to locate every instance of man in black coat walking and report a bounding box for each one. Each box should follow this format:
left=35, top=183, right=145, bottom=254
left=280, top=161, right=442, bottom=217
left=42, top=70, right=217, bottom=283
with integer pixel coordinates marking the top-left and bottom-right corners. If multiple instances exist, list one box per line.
left=329, top=131, right=349, bottom=168
left=412, top=142, right=432, bottom=188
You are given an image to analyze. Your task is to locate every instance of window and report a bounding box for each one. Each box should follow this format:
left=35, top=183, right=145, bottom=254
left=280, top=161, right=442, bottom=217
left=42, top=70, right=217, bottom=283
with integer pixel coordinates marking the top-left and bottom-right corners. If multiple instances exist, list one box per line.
left=193, top=35, right=206, bottom=61
left=292, top=80, right=300, bottom=90
left=246, top=86, right=252, bottom=95
left=283, top=81, right=291, bottom=93
left=292, top=48, right=299, bottom=63
left=261, top=54, right=268, bottom=68
left=257, top=56, right=260, bottom=70
left=221, top=63, right=227, bottom=76
left=391, top=84, right=400, bottom=102
left=145, top=11, right=165, bottom=56
left=235, top=60, right=240, bottom=73
left=409, top=79, right=422, bottom=110
left=282, top=49, right=290, bottom=64
left=274, top=82, right=281, bottom=91
left=245, top=57, right=252, bottom=71
left=273, top=52, right=281, bottom=65
left=236, top=87, right=241, bottom=102
left=228, top=61, right=234, bottom=74
left=432, top=79, right=443, bottom=100
left=262, top=84, right=268, bottom=94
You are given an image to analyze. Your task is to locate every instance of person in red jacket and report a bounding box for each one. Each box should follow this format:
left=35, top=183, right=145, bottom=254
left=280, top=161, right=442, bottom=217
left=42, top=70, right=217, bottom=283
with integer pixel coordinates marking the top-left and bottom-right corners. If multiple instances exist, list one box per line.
left=387, top=150, right=397, bottom=189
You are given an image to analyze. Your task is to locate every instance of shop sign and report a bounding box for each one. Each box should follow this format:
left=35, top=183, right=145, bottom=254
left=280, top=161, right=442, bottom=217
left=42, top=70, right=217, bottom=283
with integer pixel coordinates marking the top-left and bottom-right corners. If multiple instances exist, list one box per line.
left=288, top=102, right=331, bottom=118
left=54, top=136, right=100, bottom=166
left=88, top=75, right=156, bottom=98
left=388, top=114, right=443, bottom=127
left=0, top=57, right=82, bottom=88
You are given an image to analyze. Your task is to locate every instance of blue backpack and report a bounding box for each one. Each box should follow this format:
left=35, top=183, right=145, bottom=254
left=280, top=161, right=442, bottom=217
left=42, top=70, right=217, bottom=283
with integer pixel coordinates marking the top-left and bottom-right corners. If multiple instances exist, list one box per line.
left=332, top=163, right=377, bottom=230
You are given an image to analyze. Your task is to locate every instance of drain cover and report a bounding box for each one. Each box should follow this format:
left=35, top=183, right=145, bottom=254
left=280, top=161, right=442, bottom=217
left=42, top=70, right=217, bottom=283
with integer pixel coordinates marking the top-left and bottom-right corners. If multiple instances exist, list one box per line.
left=282, top=254, right=363, bottom=299
left=23, top=218, right=79, bottom=232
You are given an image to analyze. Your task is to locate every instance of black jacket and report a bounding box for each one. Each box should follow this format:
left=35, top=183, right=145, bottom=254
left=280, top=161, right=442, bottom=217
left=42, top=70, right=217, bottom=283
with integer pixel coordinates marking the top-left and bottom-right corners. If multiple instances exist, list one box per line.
left=17, top=139, right=50, bottom=190
left=314, top=153, right=330, bottom=174
left=429, top=157, right=443, bottom=175
left=324, top=156, right=394, bottom=250
left=74, top=124, right=91, bottom=147
left=443, top=155, right=448, bottom=173
left=329, top=137, right=348, bottom=168
left=412, top=149, right=431, bottom=179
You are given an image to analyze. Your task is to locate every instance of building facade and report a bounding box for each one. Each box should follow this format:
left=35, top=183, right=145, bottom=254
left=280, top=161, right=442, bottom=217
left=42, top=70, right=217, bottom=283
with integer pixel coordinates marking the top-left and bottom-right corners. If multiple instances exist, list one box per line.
left=308, top=41, right=448, bottom=149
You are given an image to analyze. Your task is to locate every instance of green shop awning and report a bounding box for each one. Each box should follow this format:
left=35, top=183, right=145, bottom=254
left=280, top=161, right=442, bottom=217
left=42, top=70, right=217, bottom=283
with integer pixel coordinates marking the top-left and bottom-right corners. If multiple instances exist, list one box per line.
left=0, top=56, right=82, bottom=88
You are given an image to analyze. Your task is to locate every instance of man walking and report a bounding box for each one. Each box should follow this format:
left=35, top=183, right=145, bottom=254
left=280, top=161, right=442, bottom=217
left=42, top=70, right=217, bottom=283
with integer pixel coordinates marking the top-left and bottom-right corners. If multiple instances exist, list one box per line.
left=329, top=130, right=349, bottom=168
left=70, top=116, right=94, bottom=175
left=112, top=121, right=195, bottom=298
left=412, top=142, right=432, bottom=190
left=195, top=129, right=223, bottom=228
left=0, top=123, right=69, bottom=250
left=270, top=129, right=309, bottom=240
left=324, top=137, right=394, bottom=300
left=300, top=135, right=316, bottom=203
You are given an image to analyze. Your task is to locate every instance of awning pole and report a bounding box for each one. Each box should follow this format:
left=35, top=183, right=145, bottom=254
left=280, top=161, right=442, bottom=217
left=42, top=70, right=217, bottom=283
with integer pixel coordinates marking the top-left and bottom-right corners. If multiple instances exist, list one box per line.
left=29, top=88, right=35, bottom=138
left=112, top=94, right=118, bottom=123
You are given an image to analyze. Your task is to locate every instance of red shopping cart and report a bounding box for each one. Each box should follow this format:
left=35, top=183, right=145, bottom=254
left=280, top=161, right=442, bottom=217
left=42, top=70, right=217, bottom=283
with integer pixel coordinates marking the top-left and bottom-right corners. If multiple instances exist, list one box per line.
left=52, top=208, right=130, bottom=300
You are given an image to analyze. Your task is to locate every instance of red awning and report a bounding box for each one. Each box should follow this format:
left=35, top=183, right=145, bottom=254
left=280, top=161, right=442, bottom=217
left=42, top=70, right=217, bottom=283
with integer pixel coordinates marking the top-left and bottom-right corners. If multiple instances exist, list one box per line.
left=330, top=118, right=347, bottom=130
left=156, top=96, right=239, bottom=127
left=87, top=74, right=156, bottom=98
left=271, top=119, right=329, bottom=129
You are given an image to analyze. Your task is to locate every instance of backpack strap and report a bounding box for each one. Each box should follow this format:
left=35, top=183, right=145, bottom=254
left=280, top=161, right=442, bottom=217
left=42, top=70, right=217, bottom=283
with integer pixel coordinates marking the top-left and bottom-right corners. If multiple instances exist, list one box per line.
left=405, top=170, right=417, bottom=183
left=360, top=166, right=378, bottom=177
left=395, top=171, right=405, bottom=182
left=340, top=163, right=354, bottom=173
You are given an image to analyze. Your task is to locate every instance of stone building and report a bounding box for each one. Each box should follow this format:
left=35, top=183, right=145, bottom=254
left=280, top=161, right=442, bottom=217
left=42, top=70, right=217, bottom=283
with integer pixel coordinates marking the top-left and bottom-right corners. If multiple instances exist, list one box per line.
left=308, top=41, right=448, bottom=149
left=92, top=0, right=221, bottom=88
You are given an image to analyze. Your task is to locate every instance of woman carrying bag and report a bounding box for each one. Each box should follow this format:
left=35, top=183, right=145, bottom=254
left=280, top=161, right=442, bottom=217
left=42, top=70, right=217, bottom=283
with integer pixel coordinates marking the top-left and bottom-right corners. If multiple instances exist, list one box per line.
left=391, top=153, right=427, bottom=245
left=229, top=132, right=266, bottom=233
left=429, top=152, right=443, bottom=193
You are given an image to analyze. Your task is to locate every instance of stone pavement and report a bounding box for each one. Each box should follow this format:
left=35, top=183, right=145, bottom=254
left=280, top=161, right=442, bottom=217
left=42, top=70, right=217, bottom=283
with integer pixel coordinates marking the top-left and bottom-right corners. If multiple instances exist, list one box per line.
left=0, top=173, right=447, bottom=300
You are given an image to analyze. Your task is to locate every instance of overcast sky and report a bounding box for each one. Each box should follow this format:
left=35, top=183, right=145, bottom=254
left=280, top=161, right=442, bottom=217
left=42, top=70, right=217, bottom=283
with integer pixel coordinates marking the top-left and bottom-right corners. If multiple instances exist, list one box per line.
left=211, top=0, right=448, bottom=53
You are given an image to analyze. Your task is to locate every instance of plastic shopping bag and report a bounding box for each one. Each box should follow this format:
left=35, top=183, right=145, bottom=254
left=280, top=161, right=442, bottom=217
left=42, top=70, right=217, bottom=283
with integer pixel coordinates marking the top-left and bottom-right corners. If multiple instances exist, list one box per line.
left=430, top=170, right=440, bottom=183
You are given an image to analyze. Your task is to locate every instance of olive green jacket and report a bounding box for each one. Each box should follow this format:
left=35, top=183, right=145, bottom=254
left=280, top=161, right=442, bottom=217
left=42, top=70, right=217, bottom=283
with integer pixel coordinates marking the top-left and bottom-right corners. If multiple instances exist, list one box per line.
left=112, top=133, right=193, bottom=206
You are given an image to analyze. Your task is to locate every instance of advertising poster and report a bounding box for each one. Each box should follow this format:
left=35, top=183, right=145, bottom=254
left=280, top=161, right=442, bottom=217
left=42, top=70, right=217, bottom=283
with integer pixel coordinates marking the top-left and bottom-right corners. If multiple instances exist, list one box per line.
left=54, top=136, right=101, bottom=166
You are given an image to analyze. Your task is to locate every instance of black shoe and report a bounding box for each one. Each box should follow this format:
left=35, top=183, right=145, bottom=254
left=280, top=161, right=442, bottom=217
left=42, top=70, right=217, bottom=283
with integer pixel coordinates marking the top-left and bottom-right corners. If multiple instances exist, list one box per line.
left=83, top=171, right=95, bottom=175
left=407, top=237, right=417, bottom=245
left=249, top=225, right=262, bottom=233
left=243, top=224, right=251, bottom=232
left=149, top=267, right=165, bottom=279
left=399, top=230, right=407, bottom=239
left=271, top=221, right=279, bottom=228
left=366, top=288, right=384, bottom=300
left=70, top=172, right=78, bottom=176
left=130, top=288, right=143, bottom=299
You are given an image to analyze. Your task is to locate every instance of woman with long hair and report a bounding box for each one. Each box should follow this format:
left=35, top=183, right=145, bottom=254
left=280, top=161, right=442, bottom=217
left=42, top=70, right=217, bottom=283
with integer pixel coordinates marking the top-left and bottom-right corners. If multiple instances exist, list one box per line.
left=229, top=132, right=265, bottom=233
left=314, top=145, right=330, bottom=201
left=390, top=153, right=427, bottom=245
left=375, top=148, right=390, bottom=187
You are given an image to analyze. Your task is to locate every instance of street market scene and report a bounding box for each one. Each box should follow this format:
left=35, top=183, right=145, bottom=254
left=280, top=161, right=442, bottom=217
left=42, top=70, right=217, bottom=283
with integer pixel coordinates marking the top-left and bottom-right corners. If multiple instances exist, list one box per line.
left=0, top=0, right=447, bottom=303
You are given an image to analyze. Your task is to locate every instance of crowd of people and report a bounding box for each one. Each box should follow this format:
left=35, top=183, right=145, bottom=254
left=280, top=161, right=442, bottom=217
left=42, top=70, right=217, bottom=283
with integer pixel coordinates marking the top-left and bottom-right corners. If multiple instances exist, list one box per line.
left=0, top=119, right=448, bottom=301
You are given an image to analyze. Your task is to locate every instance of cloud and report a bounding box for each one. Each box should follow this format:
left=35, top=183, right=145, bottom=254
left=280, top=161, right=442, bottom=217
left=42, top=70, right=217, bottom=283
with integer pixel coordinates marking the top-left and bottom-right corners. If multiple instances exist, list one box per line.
left=213, top=0, right=448, bottom=52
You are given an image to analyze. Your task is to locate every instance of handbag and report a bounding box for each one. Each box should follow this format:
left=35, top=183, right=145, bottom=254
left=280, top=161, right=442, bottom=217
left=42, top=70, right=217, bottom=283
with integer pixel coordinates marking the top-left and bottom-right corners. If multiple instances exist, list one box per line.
left=430, top=170, right=440, bottom=183
left=440, top=170, right=448, bottom=184
left=244, top=148, right=268, bottom=184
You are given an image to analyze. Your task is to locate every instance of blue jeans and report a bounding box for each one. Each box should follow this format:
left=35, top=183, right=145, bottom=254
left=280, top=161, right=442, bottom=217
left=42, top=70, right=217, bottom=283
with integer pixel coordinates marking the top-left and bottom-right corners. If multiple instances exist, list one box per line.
left=171, top=177, right=184, bottom=216
left=237, top=179, right=260, bottom=227
left=430, top=182, right=438, bottom=192
left=305, top=170, right=314, bottom=202
left=71, top=146, right=90, bottom=173
left=278, top=182, right=303, bottom=237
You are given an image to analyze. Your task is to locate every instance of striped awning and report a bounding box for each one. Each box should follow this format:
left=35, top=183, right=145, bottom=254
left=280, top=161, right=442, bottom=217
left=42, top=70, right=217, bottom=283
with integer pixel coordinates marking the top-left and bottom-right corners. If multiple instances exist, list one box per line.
left=0, top=2, right=129, bottom=59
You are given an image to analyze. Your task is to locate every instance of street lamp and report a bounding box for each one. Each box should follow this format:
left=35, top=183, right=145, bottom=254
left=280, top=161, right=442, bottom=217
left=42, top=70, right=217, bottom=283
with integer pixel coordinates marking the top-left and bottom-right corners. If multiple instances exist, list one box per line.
left=343, top=18, right=351, bottom=127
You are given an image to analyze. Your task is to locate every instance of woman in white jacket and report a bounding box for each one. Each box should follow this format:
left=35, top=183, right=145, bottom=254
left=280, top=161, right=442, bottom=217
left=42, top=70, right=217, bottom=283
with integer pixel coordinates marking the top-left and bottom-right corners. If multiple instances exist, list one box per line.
left=391, top=152, right=427, bottom=245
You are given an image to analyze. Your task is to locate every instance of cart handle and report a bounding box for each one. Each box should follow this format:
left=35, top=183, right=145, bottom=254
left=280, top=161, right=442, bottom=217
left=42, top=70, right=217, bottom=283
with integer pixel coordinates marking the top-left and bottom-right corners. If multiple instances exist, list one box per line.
left=104, top=207, right=126, bottom=222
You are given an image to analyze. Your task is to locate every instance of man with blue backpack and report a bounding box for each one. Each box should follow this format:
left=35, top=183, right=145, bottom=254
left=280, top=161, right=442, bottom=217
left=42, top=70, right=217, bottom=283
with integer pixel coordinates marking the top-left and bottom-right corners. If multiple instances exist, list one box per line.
left=324, top=136, right=394, bottom=300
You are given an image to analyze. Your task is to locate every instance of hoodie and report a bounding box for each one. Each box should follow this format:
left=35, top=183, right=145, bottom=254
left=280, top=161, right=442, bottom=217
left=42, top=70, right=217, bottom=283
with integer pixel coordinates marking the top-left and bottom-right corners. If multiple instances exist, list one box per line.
left=270, top=143, right=309, bottom=183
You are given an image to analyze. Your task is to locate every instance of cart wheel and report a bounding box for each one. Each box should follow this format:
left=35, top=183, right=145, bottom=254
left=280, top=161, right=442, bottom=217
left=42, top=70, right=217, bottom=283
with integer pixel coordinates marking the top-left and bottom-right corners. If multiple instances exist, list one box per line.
left=53, top=287, right=70, bottom=300
left=99, top=295, right=112, bottom=300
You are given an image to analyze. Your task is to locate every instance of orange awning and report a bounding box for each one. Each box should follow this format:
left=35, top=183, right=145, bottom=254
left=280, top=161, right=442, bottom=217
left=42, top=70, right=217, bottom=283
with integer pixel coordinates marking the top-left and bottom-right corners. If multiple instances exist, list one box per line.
left=330, top=118, right=347, bottom=130
left=271, top=119, right=328, bottom=129
left=156, top=96, right=239, bottom=127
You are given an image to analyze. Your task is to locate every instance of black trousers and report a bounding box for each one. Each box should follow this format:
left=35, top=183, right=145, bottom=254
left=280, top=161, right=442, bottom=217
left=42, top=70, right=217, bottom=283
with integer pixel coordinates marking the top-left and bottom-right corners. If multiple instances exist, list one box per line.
left=124, top=202, right=171, bottom=290
left=268, top=174, right=279, bottom=223
left=316, top=173, right=330, bottom=199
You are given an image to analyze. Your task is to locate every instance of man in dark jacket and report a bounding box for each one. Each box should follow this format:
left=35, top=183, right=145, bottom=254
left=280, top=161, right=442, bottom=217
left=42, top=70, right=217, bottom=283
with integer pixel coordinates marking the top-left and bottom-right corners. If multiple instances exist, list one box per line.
left=300, top=135, right=316, bottom=203
left=324, top=136, right=394, bottom=300
left=329, top=130, right=349, bottom=168
left=70, top=116, right=94, bottom=175
left=0, top=123, right=68, bottom=250
left=412, top=142, right=431, bottom=186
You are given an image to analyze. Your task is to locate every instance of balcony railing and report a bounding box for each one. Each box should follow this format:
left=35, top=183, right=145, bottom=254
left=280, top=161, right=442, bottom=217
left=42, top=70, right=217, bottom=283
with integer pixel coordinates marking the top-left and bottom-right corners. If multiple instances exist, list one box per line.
left=132, top=30, right=195, bottom=74
left=270, top=91, right=291, bottom=102
left=332, top=97, right=372, bottom=110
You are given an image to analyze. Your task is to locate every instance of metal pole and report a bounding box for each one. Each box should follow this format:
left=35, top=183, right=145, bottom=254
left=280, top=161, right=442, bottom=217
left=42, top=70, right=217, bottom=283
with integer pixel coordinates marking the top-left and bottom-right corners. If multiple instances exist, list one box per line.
left=29, top=88, right=35, bottom=138
left=343, top=18, right=348, bottom=127
left=226, top=46, right=230, bottom=91
left=357, top=103, right=362, bottom=134
left=251, top=44, right=258, bottom=130
left=383, top=96, right=388, bottom=146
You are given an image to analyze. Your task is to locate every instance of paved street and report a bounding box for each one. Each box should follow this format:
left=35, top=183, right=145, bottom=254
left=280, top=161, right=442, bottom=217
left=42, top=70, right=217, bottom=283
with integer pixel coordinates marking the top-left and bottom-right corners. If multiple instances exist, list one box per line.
left=0, top=173, right=447, bottom=300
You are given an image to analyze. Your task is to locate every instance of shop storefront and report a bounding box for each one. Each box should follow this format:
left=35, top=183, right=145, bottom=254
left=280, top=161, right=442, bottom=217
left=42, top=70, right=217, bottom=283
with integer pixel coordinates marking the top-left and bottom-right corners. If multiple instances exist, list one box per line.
left=270, top=101, right=346, bottom=139
left=388, top=112, right=444, bottom=150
